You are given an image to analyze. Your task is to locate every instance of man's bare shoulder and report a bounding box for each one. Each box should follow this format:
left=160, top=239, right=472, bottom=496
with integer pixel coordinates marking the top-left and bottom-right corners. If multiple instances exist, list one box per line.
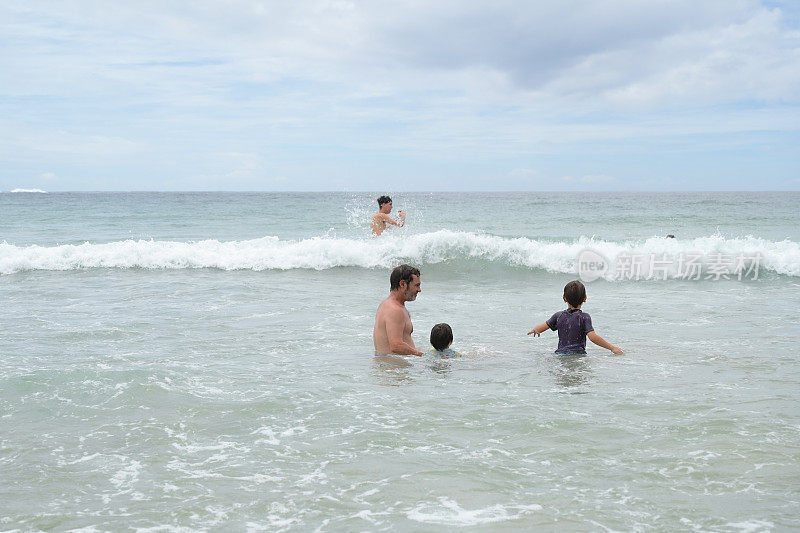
left=376, top=297, right=406, bottom=316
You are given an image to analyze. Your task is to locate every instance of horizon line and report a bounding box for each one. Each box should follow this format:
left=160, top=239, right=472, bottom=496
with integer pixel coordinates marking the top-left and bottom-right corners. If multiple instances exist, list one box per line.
left=4, top=189, right=800, bottom=194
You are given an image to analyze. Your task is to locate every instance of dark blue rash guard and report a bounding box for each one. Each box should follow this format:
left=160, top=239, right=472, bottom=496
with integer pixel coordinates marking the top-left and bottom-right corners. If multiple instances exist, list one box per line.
left=546, top=308, right=594, bottom=355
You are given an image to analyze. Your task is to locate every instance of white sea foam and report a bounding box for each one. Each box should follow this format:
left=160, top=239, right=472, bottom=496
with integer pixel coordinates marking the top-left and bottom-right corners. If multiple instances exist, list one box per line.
left=9, top=188, right=47, bottom=193
left=0, top=231, right=797, bottom=276
left=110, top=459, right=141, bottom=489
left=407, top=497, right=542, bottom=526
left=722, top=520, right=775, bottom=533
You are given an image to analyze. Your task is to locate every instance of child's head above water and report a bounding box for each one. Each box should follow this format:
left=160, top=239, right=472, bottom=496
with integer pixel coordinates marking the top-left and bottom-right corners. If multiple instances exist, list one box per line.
left=430, top=323, right=453, bottom=351
left=563, top=280, right=587, bottom=308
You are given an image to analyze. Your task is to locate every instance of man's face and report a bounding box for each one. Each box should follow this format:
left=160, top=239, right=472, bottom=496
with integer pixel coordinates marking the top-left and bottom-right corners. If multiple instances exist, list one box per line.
left=381, top=201, right=393, bottom=213
left=401, top=275, right=421, bottom=301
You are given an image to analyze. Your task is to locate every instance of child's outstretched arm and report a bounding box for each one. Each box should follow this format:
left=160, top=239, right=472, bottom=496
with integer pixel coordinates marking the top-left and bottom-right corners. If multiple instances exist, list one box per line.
left=587, top=331, right=623, bottom=354
left=527, top=322, right=550, bottom=337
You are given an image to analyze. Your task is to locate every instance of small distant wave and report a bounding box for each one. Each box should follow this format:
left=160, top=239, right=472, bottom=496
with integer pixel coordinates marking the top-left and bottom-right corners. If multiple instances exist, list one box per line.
left=0, top=231, right=797, bottom=276
left=9, top=188, right=47, bottom=193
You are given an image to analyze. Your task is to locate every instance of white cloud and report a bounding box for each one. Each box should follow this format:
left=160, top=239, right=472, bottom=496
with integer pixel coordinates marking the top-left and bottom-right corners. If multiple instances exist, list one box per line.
left=220, top=152, right=263, bottom=180
left=3, top=1, right=797, bottom=106
left=509, top=168, right=540, bottom=178
left=358, top=0, right=800, bottom=105
left=26, top=131, right=141, bottom=157
left=579, top=174, right=617, bottom=184
left=585, top=8, right=800, bottom=105
left=0, top=1, right=797, bottom=190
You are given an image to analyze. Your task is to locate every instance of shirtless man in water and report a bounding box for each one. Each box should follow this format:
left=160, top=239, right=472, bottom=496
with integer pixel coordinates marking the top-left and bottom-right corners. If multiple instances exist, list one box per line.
left=373, top=264, right=424, bottom=356
left=371, top=195, right=406, bottom=236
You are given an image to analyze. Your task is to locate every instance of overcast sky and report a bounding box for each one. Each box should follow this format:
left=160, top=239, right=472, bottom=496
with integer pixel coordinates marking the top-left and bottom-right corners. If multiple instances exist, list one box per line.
left=1, top=0, right=798, bottom=191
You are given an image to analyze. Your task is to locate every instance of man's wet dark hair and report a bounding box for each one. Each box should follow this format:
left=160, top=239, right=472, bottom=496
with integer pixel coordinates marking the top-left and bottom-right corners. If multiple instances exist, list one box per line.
left=390, top=264, right=420, bottom=291
left=430, top=323, right=453, bottom=351
left=564, top=280, right=586, bottom=308
left=377, top=195, right=392, bottom=207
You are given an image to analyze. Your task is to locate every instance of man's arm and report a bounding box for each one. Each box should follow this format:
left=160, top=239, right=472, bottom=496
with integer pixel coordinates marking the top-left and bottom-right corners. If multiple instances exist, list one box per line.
left=587, top=331, right=623, bottom=354
left=385, top=307, right=423, bottom=356
left=381, top=213, right=403, bottom=227
left=527, top=322, right=551, bottom=336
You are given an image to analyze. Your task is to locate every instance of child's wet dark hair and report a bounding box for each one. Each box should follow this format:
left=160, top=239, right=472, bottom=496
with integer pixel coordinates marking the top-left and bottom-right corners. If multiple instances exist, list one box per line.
left=377, top=195, right=391, bottom=207
left=563, top=280, right=586, bottom=308
left=430, top=323, right=453, bottom=351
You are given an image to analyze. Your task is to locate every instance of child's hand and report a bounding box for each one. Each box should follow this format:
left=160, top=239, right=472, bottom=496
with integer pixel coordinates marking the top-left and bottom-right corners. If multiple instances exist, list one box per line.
left=611, top=346, right=623, bottom=355
left=527, top=328, right=540, bottom=336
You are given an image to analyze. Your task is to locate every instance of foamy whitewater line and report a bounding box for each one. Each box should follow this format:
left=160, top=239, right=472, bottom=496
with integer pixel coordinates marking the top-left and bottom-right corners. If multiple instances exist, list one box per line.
left=9, top=188, right=47, bottom=193
left=0, top=231, right=798, bottom=276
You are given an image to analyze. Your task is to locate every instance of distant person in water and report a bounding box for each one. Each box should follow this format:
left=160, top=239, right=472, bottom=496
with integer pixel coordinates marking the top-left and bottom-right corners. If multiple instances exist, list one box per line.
left=527, top=280, right=623, bottom=355
left=373, top=264, right=424, bottom=356
left=372, top=195, right=406, bottom=236
left=428, top=323, right=462, bottom=358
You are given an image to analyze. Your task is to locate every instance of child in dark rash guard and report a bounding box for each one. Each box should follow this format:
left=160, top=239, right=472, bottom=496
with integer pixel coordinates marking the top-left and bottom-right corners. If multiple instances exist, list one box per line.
left=527, top=280, right=623, bottom=355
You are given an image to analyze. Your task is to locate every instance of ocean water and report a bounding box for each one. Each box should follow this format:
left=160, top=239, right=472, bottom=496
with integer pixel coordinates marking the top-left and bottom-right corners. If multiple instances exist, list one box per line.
left=1, top=191, right=798, bottom=531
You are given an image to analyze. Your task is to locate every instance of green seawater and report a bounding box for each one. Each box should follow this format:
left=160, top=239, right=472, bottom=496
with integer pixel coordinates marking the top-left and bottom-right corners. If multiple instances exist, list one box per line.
left=1, top=192, right=798, bottom=531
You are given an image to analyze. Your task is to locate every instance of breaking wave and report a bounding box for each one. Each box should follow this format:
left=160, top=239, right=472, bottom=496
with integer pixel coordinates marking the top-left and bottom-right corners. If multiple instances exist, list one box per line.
left=1, top=230, right=797, bottom=276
